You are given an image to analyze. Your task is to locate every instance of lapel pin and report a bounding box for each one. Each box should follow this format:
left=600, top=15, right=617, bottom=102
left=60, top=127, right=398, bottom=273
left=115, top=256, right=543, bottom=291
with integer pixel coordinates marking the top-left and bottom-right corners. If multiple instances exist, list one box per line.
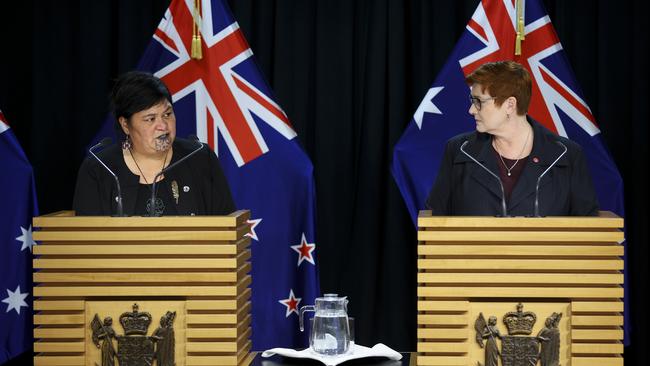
left=533, top=157, right=540, bottom=163
left=171, top=180, right=179, bottom=204
left=183, top=186, right=190, bottom=193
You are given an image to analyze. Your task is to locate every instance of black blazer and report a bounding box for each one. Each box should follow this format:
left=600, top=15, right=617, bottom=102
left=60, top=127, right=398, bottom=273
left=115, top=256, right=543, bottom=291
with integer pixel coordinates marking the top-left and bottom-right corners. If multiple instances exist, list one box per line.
left=425, top=118, right=599, bottom=216
left=73, top=138, right=235, bottom=216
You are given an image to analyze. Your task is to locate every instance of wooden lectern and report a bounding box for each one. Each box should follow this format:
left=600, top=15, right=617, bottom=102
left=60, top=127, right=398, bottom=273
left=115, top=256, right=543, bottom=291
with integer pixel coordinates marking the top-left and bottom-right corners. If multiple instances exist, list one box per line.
left=32, top=210, right=253, bottom=366
left=416, top=211, right=625, bottom=366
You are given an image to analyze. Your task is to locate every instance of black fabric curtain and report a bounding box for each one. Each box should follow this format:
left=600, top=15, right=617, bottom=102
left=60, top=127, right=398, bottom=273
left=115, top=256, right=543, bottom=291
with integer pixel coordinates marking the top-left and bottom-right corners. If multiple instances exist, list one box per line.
left=0, top=1, right=647, bottom=365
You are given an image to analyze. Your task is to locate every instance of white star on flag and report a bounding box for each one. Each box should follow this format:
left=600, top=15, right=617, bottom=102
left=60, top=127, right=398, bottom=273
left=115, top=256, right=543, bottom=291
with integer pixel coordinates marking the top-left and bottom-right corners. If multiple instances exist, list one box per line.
left=290, top=233, right=316, bottom=266
left=414, top=86, right=444, bottom=129
left=245, top=218, right=262, bottom=241
left=2, top=285, right=29, bottom=315
left=278, top=289, right=301, bottom=317
left=16, top=225, right=36, bottom=252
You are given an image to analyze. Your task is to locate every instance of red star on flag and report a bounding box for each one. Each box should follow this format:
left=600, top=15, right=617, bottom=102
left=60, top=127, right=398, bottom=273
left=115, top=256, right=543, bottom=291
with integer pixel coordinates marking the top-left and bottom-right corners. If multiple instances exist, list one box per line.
left=279, top=289, right=301, bottom=317
left=290, top=233, right=316, bottom=266
left=245, top=218, right=262, bottom=241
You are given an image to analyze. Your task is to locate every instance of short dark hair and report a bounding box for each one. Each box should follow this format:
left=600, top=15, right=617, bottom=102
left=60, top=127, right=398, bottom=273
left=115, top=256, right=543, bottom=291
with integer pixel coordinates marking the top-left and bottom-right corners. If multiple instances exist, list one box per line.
left=111, top=71, right=172, bottom=132
left=465, top=61, right=532, bottom=115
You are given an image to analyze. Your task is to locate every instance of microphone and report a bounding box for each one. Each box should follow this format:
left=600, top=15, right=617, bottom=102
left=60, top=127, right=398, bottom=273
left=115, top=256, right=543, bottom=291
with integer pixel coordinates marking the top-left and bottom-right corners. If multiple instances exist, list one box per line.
left=88, top=138, right=126, bottom=217
left=148, top=136, right=204, bottom=217
left=459, top=140, right=508, bottom=217
left=533, top=140, right=568, bottom=217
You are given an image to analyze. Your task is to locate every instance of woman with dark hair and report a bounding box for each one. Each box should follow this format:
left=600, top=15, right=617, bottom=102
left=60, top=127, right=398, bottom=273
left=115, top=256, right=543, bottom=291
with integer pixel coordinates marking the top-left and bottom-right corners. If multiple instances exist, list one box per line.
left=73, top=71, right=235, bottom=216
left=426, top=61, right=598, bottom=216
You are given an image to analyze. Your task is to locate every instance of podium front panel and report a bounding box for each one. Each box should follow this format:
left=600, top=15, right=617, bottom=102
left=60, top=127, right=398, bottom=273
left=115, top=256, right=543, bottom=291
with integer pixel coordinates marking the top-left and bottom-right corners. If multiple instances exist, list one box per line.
left=415, top=211, right=624, bottom=366
left=32, top=210, right=253, bottom=366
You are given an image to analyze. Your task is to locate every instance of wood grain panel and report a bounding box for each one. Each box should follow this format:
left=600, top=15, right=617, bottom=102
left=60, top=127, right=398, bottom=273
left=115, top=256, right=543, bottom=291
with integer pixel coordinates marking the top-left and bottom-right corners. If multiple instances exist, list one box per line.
left=34, top=240, right=250, bottom=255
left=418, top=244, right=623, bottom=256
left=418, top=287, right=623, bottom=298
left=571, top=315, right=624, bottom=326
left=416, top=211, right=624, bottom=366
left=33, top=210, right=249, bottom=228
left=417, top=341, right=468, bottom=353
left=572, top=301, right=624, bottom=312
left=415, top=355, right=468, bottom=365
left=417, top=328, right=468, bottom=340
left=417, top=314, right=468, bottom=326
left=572, top=329, right=624, bottom=341
left=186, top=328, right=252, bottom=353
left=418, top=258, right=623, bottom=270
left=571, top=357, right=623, bottom=366
left=33, top=327, right=84, bottom=339
left=417, top=301, right=469, bottom=312
left=33, top=356, right=84, bottom=366
left=33, top=228, right=245, bottom=242
left=572, top=343, right=624, bottom=354
left=33, top=300, right=84, bottom=311
left=33, top=210, right=253, bottom=366
left=186, top=314, right=251, bottom=339
left=34, top=250, right=250, bottom=270
left=33, top=263, right=250, bottom=284
left=187, top=288, right=251, bottom=311
left=417, top=211, right=623, bottom=228
left=34, top=283, right=248, bottom=297
left=34, top=342, right=84, bottom=353
left=33, top=313, right=85, bottom=325
left=418, top=230, right=623, bottom=243
left=418, top=273, right=623, bottom=285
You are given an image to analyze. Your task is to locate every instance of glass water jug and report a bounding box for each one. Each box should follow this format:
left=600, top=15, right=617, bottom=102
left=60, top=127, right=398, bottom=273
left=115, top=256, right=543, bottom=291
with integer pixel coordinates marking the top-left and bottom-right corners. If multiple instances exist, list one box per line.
left=299, top=294, right=351, bottom=355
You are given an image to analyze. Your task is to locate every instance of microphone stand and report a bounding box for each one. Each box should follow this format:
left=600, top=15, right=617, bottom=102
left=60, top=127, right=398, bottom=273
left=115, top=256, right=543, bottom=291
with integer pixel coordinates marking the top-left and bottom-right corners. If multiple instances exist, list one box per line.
left=89, top=138, right=126, bottom=217
left=460, top=140, right=508, bottom=217
left=148, top=137, right=204, bottom=217
left=533, top=141, right=568, bottom=217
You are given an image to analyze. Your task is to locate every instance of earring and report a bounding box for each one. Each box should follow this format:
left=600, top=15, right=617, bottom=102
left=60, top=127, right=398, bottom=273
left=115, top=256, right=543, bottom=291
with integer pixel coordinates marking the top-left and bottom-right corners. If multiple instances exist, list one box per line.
left=506, top=113, right=510, bottom=120
left=122, top=135, right=132, bottom=150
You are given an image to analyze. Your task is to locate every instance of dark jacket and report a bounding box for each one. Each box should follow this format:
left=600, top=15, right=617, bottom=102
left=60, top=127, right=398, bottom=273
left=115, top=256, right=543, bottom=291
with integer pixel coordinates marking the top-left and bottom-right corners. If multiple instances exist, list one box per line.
left=73, top=138, right=235, bottom=216
left=425, top=118, right=599, bottom=216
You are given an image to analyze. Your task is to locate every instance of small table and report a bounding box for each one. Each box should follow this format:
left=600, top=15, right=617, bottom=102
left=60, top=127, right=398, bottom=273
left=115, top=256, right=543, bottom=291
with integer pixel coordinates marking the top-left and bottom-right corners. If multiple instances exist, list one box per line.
left=250, top=352, right=415, bottom=366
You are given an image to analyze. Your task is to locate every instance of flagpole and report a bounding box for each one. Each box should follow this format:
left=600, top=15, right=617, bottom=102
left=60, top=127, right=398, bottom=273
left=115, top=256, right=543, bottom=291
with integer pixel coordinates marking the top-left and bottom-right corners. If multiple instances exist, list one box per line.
left=515, top=0, right=525, bottom=55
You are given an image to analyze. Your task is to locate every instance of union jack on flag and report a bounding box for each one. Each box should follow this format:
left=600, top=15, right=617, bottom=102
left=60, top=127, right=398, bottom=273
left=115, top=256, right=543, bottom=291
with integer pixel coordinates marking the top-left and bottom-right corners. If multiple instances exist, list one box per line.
left=93, top=0, right=319, bottom=350
left=391, top=0, right=627, bottom=341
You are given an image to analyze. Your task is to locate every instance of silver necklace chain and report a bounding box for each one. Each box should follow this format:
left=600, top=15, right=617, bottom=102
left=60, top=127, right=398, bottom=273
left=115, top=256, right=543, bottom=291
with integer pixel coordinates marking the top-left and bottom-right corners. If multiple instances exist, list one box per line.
left=494, top=126, right=531, bottom=177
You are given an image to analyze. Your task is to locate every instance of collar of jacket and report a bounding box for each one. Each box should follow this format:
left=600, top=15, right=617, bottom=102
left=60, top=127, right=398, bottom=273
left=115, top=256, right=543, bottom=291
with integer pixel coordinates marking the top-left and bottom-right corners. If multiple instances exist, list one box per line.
left=453, top=116, right=569, bottom=213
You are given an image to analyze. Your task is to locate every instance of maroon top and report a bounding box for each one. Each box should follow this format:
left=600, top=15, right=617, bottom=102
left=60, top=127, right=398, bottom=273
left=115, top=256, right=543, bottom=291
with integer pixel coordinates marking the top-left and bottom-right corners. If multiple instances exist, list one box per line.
left=492, top=146, right=528, bottom=203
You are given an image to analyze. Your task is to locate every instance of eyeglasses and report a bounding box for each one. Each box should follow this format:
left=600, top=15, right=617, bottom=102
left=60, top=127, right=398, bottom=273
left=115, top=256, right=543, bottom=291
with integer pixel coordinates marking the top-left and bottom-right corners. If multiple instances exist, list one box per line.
left=469, top=95, right=497, bottom=111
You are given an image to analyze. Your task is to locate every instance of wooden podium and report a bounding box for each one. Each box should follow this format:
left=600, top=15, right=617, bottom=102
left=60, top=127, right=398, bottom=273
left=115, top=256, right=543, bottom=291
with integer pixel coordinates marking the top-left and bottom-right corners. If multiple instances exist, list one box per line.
left=32, top=210, right=253, bottom=366
left=416, top=211, right=625, bottom=366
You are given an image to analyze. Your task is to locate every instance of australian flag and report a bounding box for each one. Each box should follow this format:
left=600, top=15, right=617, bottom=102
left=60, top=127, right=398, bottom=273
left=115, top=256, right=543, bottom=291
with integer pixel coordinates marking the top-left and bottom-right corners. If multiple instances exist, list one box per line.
left=391, top=0, right=627, bottom=341
left=0, top=110, right=38, bottom=363
left=92, top=0, right=319, bottom=350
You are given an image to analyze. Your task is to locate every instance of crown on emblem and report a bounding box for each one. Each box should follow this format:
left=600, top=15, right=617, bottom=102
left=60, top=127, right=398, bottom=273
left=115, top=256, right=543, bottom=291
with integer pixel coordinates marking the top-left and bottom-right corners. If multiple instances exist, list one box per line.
left=119, top=303, right=152, bottom=335
left=502, top=303, right=536, bottom=335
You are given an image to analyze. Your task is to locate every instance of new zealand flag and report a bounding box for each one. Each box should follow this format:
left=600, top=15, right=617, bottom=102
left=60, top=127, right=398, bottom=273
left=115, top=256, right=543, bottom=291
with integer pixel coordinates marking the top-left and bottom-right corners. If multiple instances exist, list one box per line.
left=0, top=110, right=39, bottom=363
left=391, top=0, right=627, bottom=341
left=92, top=0, right=319, bottom=350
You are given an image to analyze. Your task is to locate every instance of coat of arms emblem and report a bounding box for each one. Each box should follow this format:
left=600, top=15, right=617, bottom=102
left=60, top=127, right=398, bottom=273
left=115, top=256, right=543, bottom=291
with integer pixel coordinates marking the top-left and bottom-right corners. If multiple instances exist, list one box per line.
left=90, top=303, right=176, bottom=366
left=474, top=303, right=562, bottom=366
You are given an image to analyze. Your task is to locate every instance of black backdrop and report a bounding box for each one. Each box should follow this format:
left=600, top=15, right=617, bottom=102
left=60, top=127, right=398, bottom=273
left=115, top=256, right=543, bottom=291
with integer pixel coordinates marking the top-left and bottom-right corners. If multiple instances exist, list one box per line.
left=0, top=1, right=647, bottom=365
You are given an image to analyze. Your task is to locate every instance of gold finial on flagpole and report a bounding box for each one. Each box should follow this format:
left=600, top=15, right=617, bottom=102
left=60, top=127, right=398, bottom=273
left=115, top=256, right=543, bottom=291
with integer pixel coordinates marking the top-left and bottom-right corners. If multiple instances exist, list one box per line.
left=191, top=0, right=203, bottom=60
left=515, top=0, right=525, bottom=55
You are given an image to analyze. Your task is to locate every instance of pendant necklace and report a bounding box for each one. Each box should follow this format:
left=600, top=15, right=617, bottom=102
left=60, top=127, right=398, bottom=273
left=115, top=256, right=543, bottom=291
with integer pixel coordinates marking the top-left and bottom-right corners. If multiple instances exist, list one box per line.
left=495, top=126, right=530, bottom=177
left=130, top=149, right=169, bottom=215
